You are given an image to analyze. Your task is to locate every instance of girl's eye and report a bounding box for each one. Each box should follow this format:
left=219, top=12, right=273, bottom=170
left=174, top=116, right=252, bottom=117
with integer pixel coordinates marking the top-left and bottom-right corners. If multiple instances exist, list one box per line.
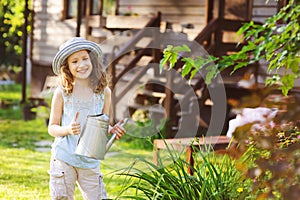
left=72, top=61, right=78, bottom=64
left=83, top=57, right=89, bottom=61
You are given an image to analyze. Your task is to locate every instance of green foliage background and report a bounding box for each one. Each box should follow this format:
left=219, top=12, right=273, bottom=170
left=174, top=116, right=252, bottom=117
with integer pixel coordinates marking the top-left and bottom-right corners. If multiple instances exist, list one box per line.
left=0, top=0, right=29, bottom=67
left=160, top=0, right=300, bottom=96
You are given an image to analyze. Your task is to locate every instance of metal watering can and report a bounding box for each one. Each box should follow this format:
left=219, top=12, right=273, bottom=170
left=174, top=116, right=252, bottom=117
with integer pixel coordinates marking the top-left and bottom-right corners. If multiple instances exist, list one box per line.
left=75, top=113, right=128, bottom=160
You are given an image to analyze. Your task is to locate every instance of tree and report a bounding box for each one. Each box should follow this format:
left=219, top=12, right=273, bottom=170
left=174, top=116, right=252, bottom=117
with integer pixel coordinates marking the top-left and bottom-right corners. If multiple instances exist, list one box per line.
left=0, top=0, right=28, bottom=67
left=160, top=0, right=300, bottom=96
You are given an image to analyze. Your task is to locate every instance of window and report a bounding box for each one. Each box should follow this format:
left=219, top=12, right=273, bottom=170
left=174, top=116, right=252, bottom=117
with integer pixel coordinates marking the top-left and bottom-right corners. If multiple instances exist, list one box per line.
left=67, top=0, right=77, bottom=18
left=90, top=0, right=100, bottom=15
left=63, top=0, right=87, bottom=19
left=63, top=0, right=115, bottom=19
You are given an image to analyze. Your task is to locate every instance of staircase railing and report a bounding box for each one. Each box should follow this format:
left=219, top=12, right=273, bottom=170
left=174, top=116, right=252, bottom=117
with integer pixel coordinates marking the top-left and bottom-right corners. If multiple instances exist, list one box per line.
left=165, top=18, right=261, bottom=138
left=109, top=12, right=161, bottom=119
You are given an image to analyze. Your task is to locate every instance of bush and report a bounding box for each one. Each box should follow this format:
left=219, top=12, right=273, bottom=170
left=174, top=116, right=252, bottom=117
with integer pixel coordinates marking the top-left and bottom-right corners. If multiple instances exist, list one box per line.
left=230, top=121, right=300, bottom=199
left=117, top=143, right=252, bottom=200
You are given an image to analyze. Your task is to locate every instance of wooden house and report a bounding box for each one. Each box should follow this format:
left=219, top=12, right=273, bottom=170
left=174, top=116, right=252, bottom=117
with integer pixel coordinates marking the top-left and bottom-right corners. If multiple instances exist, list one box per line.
left=29, top=0, right=279, bottom=96
left=29, top=0, right=284, bottom=137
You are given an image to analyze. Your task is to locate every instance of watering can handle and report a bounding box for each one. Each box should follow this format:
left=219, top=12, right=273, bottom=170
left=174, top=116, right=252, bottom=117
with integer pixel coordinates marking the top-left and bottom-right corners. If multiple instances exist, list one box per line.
left=106, top=118, right=128, bottom=153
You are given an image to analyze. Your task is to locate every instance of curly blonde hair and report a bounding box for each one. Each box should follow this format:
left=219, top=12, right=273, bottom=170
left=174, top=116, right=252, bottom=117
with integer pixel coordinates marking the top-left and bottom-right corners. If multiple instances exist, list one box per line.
left=59, top=52, right=110, bottom=95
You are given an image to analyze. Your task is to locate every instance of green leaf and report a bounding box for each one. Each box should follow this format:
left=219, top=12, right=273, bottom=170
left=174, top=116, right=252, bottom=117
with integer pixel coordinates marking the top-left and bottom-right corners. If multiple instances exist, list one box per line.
left=205, top=65, right=218, bottom=85
left=289, top=58, right=300, bottom=74
left=232, top=61, right=249, bottom=72
left=265, top=75, right=280, bottom=86
left=163, top=45, right=174, bottom=53
left=277, top=25, right=286, bottom=33
left=169, top=53, right=178, bottom=69
left=181, top=58, right=194, bottom=77
left=237, top=21, right=253, bottom=36
left=279, top=74, right=295, bottom=96
left=172, top=44, right=191, bottom=53
left=190, top=68, right=199, bottom=80
left=159, top=53, right=171, bottom=73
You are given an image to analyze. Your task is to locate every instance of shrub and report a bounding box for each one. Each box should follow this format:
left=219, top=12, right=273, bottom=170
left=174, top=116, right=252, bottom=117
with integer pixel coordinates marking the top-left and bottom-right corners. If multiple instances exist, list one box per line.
left=117, top=143, right=252, bottom=200
left=230, top=121, right=300, bottom=199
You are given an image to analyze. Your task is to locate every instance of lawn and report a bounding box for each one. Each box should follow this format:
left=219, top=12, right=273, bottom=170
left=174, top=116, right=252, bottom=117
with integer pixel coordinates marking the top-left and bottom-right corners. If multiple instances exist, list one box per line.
left=0, top=84, right=253, bottom=199
left=3, top=84, right=297, bottom=199
left=0, top=84, right=154, bottom=199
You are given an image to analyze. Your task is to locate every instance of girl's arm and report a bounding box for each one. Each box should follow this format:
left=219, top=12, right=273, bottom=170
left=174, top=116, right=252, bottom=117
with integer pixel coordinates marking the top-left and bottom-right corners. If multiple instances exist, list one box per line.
left=102, top=86, right=111, bottom=116
left=48, top=87, right=80, bottom=137
left=102, top=87, right=126, bottom=139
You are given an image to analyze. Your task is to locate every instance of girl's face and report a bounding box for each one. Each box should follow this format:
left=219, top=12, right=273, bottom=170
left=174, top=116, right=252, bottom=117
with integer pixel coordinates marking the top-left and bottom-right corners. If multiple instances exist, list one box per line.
left=67, top=50, right=93, bottom=80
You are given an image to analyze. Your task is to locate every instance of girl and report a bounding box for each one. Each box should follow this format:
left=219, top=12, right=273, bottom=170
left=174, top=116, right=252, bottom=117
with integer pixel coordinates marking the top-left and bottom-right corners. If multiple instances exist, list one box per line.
left=48, top=37, right=126, bottom=199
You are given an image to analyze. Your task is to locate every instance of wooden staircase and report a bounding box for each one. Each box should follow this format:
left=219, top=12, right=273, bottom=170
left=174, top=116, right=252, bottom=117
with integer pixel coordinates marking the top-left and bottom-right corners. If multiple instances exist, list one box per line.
left=107, top=19, right=262, bottom=139
left=85, top=2, right=264, bottom=139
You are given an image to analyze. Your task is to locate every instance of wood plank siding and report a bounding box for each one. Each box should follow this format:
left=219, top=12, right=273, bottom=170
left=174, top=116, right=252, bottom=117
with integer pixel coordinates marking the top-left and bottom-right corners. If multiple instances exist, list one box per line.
left=117, top=0, right=207, bottom=40
left=252, top=0, right=278, bottom=23
left=31, top=0, right=81, bottom=66
left=30, top=0, right=85, bottom=97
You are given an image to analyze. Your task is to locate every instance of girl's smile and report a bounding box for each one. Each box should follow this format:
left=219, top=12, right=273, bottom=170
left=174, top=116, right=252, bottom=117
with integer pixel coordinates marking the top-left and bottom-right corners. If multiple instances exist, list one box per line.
left=67, top=50, right=93, bottom=79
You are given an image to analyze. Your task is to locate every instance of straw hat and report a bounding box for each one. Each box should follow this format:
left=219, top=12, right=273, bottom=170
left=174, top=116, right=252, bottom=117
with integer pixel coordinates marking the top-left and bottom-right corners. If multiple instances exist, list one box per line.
left=52, top=37, right=103, bottom=75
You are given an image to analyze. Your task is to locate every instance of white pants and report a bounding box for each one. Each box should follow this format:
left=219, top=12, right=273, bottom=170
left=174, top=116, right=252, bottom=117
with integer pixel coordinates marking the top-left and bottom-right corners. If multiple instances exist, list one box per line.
left=48, top=158, right=107, bottom=200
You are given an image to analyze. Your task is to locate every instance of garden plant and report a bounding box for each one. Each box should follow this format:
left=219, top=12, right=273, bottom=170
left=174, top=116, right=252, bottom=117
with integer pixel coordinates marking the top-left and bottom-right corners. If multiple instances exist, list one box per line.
left=155, top=0, right=300, bottom=199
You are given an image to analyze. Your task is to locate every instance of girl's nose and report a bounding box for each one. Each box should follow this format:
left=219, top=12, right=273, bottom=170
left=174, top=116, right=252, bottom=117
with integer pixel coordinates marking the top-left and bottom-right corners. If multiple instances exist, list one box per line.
left=78, top=60, right=86, bottom=67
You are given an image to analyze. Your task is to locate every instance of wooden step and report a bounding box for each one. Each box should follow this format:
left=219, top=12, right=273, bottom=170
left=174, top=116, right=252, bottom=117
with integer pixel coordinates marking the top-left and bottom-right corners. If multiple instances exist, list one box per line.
left=145, top=81, right=166, bottom=93
left=135, top=37, right=153, bottom=48
left=135, top=93, right=161, bottom=105
left=115, top=55, right=153, bottom=83
left=135, top=89, right=185, bottom=105
left=115, top=55, right=153, bottom=76
left=127, top=102, right=166, bottom=117
left=118, top=55, right=152, bottom=66
left=145, top=76, right=199, bottom=94
left=135, top=89, right=165, bottom=105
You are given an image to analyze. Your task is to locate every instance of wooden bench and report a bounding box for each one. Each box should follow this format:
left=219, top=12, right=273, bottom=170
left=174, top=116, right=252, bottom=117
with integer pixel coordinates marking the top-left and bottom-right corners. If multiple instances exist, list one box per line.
left=153, top=136, right=236, bottom=175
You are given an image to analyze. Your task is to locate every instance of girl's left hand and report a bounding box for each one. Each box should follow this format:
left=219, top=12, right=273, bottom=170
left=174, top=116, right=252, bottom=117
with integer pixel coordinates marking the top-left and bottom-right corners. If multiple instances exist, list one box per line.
left=110, top=119, right=126, bottom=140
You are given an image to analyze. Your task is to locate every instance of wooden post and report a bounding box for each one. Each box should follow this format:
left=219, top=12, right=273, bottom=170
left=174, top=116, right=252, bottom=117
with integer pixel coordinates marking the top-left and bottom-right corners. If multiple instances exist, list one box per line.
left=114, top=0, right=119, bottom=15
left=205, top=0, right=215, bottom=48
left=153, top=140, right=159, bottom=165
left=21, top=0, right=29, bottom=103
left=149, top=12, right=161, bottom=76
left=277, top=0, right=289, bottom=12
left=246, top=0, right=253, bottom=21
left=186, top=146, right=194, bottom=175
left=164, top=70, right=175, bottom=138
left=76, top=0, right=82, bottom=37
left=214, top=0, right=225, bottom=55
left=206, top=0, right=215, bottom=23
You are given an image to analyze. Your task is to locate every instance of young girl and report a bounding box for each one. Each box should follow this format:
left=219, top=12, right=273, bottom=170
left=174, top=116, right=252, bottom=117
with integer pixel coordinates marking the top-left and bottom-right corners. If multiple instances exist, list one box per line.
left=48, top=37, right=126, bottom=199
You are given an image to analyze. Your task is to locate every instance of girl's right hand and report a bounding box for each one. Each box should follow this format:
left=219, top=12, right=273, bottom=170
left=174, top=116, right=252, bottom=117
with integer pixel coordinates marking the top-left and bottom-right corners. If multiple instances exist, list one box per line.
left=67, top=112, right=81, bottom=135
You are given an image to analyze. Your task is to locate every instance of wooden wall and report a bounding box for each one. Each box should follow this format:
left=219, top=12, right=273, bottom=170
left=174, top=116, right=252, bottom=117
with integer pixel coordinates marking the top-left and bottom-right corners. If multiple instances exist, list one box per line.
left=32, top=0, right=76, bottom=66
left=252, top=0, right=278, bottom=23
left=30, top=0, right=84, bottom=97
left=117, top=0, right=207, bottom=40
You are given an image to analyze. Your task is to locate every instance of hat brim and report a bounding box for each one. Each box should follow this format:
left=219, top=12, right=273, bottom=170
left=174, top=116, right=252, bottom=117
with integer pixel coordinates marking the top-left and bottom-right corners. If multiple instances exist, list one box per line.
left=52, top=39, right=103, bottom=75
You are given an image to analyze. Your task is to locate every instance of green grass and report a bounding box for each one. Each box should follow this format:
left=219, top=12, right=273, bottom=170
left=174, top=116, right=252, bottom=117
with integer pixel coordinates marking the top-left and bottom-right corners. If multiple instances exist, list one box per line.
left=0, top=117, right=154, bottom=199
left=0, top=84, right=155, bottom=199
left=0, top=84, right=251, bottom=199
left=0, top=84, right=22, bottom=100
left=0, top=147, right=51, bottom=199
